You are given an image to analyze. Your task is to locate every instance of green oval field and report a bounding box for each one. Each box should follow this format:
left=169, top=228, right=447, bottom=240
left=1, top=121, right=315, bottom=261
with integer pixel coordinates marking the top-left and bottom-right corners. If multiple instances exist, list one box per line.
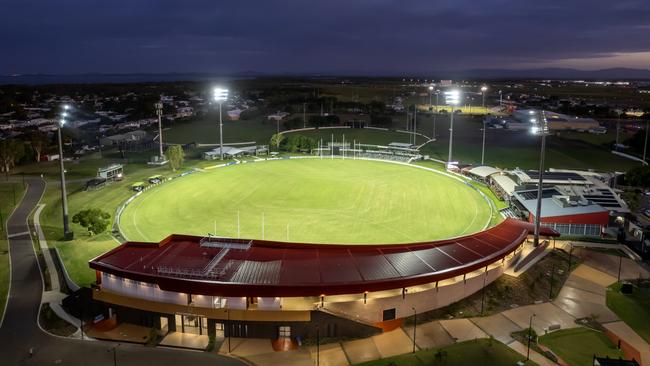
left=119, top=159, right=493, bottom=244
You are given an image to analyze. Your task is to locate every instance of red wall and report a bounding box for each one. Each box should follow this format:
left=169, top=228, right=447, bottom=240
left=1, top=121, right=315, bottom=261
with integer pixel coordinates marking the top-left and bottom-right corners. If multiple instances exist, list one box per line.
left=528, top=210, right=609, bottom=226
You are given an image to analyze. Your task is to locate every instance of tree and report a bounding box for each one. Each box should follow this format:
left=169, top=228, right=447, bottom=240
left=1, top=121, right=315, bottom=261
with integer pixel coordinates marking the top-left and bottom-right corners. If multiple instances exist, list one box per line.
left=0, top=139, right=26, bottom=175
left=625, top=165, right=650, bottom=188
left=167, top=145, right=185, bottom=171
left=72, top=209, right=111, bottom=235
left=28, top=131, right=49, bottom=162
left=270, top=133, right=285, bottom=151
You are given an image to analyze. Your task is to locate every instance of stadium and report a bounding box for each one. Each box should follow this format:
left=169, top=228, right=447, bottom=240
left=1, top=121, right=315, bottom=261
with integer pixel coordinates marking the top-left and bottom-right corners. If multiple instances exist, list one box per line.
left=89, top=154, right=559, bottom=344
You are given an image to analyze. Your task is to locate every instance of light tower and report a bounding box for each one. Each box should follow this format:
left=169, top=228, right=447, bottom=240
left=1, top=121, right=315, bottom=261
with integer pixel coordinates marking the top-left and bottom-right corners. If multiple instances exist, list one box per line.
left=213, top=87, right=229, bottom=160
left=531, top=110, right=549, bottom=247
left=58, top=105, right=73, bottom=239
left=155, top=102, right=164, bottom=159
left=444, top=90, right=461, bottom=168
left=480, top=85, right=488, bottom=108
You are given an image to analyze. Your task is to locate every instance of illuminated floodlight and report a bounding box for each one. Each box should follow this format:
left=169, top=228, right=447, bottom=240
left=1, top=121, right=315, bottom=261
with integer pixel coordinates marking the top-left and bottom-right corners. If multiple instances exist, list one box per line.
left=444, top=90, right=461, bottom=106
left=528, top=110, right=536, bottom=115
left=213, top=87, right=229, bottom=102
left=63, top=104, right=70, bottom=110
left=59, top=119, right=66, bottom=126
left=531, top=126, right=540, bottom=135
left=480, top=86, right=488, bottom=92
left=428, top=85, right=434, bottom=91
left=62, top=112, right=68, bottom=118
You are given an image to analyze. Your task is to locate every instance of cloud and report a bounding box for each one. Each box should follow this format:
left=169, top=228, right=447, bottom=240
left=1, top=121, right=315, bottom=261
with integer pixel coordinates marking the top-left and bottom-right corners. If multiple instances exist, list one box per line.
left=1, top=0, right=648, bottom=73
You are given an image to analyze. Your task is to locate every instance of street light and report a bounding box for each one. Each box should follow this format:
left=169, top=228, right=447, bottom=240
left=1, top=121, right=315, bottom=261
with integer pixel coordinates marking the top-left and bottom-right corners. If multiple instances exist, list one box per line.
left=480, top=85, right=488, bottom=108
left=445, top=90, right=461, bottom=168
left=58, top=104, right=72, bottom=239
left=481, top=117, right=487, bottom=165
left=213, top=87, right=229, bottom=160
left=411, top=306, right=417, bottom=353
left=531, top=110, right=549, bottom=247
left=526, top=313, right=536, bottom=361
left=154, top=102, right=164, bottom=159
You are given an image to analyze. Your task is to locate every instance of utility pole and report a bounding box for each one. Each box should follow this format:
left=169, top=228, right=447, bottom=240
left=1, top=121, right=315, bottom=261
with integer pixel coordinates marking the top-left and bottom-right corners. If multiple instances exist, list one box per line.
left=413, top=106, right=417, bottom=146
left=303, top=102, right=306, bottom=128
left=643, top=121, right=648, bottom=162
left=481, top=118, right=487, bottom=165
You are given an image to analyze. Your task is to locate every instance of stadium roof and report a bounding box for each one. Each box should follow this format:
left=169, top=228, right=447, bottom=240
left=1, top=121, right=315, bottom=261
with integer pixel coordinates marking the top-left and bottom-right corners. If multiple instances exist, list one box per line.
left=513, top=188, right=609, bottom=218
left=491, top=175, right=517, bottom=196
left=90, top=219, right=558, bottom=297
left=468, top=166, right=501, bottom=179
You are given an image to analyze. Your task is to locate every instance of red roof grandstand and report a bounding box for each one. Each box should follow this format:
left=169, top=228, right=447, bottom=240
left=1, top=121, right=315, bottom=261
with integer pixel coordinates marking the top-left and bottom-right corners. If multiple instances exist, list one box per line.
left=90, top=218, right=558, bottom=297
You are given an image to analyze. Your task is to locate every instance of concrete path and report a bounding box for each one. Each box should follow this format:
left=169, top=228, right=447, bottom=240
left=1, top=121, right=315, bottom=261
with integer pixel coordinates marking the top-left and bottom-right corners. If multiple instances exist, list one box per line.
left=403, top=320, right=455, bottom=350
left=0, top=177, right=245, bottom=366
left=438, top=318, right=488, bottom=342
left=471, top=313, right=522, bottom=344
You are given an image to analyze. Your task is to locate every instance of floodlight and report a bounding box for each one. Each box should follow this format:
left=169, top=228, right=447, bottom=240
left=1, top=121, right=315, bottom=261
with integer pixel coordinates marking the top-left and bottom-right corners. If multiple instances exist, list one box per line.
left=444, top=90, right=461, bottom=106
left=481, top=86, right=488, bottom=92
left=213, top=87, right=229, bottom=102
left=428, top=85, right=434, bottom=91
left=60, top=119, right=66, bottom=126
left=63, top=104, right=70, bottom=110
left=62, top=112, right=68, bottom=118
left=531, top=126, right=540, bottom=135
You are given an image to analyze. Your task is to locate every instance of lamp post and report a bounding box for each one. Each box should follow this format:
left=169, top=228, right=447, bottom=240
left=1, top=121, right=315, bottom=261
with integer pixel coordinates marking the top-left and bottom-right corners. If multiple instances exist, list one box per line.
left=411, top=307, right=417, bottom=353
left=499, top=90, right=503, bottom=108
left=481, top=85, right=488, bottom=108
left=481, top=117, right=487, bottom=165
left=643, top=121, right=648, bottom=162
left=316, top=326, right=320, bottom=366
left=532, top=110, right=549, bottom=247
left=213, top=88, right=229, bottom=160
left=445, top=90, right=461, bottom=168
left=527, top=313, right=536, bottom=361
left=433, top=90, right=439, bottom=139
left=58, top=105, right=72, bottom=239
left=155, top=102, right=164, bottom=159
left=428, top=85, right=434, bottom=112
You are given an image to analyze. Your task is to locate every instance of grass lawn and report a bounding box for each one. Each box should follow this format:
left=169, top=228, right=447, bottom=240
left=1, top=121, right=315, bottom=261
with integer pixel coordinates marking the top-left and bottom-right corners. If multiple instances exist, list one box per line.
left=607, top=282, right=650, bottom=344
left=355, top=338, right=536, bottom=366
left=539, top=328, right=623, bottom=366
left=0, top=181, right=26, bottom=320
left=34, top=157, right=212, bottom=287
left=120, top=159, right=493, bottom=244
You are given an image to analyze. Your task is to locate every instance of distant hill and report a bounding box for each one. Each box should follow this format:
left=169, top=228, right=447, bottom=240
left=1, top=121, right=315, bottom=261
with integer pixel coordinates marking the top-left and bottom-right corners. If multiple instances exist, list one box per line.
left=449, top=67, right=650, bottom=80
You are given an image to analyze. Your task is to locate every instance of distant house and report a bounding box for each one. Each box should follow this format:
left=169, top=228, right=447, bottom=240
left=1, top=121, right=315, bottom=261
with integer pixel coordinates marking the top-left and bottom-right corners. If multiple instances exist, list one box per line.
left=227, top=109, right=243, bottom=120
left=267, top=112, right=290, bottom=121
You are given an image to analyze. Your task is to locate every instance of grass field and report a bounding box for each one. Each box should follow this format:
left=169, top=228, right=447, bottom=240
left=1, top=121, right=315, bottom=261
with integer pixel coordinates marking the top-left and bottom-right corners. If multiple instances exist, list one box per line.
left=355, top=338, right=536, bottom=366
left=119, top=159, right=493, bottom=244
left=539, top=328, right=623, bottom=366
left=0, top=181, right=26, bottom=321
left=606, top=282, right=650, bottom=344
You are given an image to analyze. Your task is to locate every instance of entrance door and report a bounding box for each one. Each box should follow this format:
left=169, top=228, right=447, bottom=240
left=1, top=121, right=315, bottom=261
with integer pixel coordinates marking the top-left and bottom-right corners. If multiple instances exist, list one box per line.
left=160, top=316, right=169, bottom=334
left=215, top=322, right=225, bottom=339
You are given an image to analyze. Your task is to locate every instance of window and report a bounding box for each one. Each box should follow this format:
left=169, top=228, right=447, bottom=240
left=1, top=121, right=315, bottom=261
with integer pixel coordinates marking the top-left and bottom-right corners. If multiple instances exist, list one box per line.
left=279, top=326, right=291, bottom=338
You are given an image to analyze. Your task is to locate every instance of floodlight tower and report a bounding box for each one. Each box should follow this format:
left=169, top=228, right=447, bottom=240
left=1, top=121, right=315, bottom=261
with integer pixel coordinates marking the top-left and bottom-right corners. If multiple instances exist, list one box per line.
left=213, top=88, right=229, bottom=160
left=531, top=110, right=549, bottom=247
left=445, top=90, right=461, bottom=167
left=58, top=105, right=72, bottom=239
left=155, top=102, right=164, bottom=158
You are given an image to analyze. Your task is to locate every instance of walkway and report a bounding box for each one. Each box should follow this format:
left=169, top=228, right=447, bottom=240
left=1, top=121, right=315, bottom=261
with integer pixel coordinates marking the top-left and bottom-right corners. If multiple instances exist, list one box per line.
left=0, top=177, right=244, bottom=366
left=222, top=257, right=650, bottom=366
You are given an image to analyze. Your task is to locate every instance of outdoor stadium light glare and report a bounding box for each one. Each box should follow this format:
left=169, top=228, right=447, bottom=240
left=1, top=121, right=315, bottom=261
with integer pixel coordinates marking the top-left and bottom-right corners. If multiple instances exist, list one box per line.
left=213, top=87, right=229, bottom=159
left=445, top=89, right=461, bottom=169
left=480, top=86, right=488, bottom=92
left=63, top=104, right=70, bottom=110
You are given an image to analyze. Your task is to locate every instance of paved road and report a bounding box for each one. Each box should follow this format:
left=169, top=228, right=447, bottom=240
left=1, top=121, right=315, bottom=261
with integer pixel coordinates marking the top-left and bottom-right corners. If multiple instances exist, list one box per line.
left=0, top=177, right=245, bottom=366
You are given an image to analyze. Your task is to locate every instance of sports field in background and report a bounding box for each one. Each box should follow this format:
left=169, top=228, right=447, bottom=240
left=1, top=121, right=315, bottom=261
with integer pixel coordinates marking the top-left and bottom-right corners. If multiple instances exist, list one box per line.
left=119, top=159, right=493, bottom=244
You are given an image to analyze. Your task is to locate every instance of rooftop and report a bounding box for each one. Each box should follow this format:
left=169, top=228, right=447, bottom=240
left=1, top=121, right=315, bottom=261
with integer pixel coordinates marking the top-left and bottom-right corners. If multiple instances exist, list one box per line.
left=90, top=218, right=558, bottom=297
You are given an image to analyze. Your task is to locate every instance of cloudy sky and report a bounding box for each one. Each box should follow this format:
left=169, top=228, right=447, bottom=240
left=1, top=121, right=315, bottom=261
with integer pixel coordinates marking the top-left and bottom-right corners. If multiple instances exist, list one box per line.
left=1, top=0, right=649, bottom=74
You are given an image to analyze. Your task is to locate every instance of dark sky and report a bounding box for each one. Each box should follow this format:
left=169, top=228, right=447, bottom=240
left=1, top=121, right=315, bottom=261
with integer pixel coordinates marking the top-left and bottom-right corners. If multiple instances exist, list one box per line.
left=2, top=0, right=649, bottom=75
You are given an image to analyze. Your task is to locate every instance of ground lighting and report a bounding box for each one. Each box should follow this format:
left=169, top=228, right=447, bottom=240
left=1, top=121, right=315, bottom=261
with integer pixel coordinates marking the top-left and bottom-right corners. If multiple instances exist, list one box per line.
left=213, top=87, right=229, bottom=159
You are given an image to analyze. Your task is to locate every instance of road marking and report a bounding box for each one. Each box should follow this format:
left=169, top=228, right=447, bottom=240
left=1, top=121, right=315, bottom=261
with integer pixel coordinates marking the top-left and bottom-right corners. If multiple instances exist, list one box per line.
left=7, top=231, right=30, bottom=238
